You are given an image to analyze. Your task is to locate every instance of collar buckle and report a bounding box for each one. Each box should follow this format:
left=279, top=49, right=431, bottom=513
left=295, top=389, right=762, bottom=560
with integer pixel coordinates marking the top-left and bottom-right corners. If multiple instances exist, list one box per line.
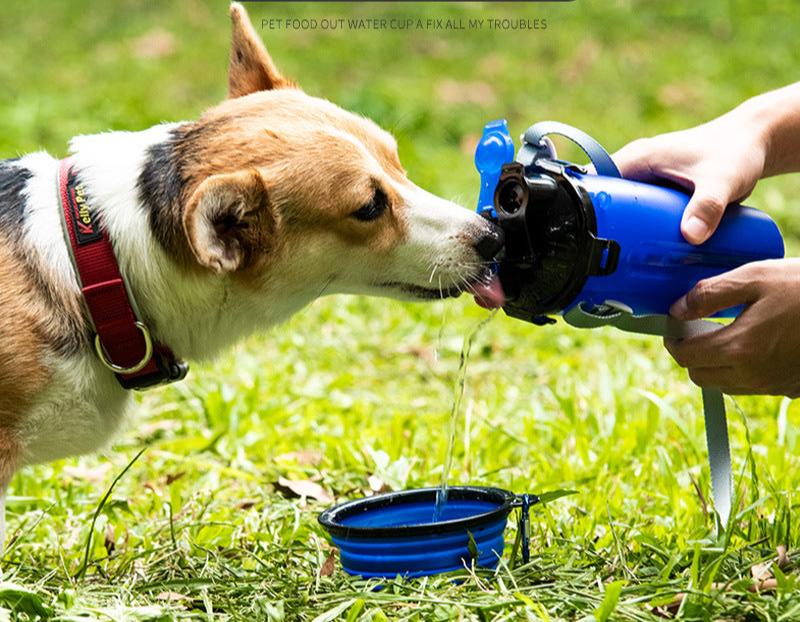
left=117, top=348, right=189, bottom=391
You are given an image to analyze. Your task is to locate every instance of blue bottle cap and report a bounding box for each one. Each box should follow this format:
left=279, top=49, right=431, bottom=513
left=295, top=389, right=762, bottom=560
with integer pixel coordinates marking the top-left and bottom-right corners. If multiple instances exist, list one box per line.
left=475, top=120, right=515, bottom=216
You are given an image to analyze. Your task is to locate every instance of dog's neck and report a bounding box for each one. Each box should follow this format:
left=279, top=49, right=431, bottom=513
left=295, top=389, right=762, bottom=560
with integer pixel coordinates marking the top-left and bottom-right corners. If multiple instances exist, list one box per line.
left=63, top=124, right=303, bottom=362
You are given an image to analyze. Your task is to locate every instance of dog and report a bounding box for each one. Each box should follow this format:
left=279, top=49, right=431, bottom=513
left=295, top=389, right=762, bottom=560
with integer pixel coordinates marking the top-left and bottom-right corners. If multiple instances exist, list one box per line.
left=0, top=2, right=505, bottom=544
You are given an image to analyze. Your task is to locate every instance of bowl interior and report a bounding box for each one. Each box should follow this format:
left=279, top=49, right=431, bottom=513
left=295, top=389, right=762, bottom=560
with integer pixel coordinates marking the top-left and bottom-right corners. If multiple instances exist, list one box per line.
left=342, top=498, right=497, bottom=528
left=319, top=486, right=516, bottom=538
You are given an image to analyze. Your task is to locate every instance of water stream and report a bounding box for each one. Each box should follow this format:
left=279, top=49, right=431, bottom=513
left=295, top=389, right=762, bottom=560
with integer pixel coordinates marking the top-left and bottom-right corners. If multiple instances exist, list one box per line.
left=432, top=310, right=497, bottom=522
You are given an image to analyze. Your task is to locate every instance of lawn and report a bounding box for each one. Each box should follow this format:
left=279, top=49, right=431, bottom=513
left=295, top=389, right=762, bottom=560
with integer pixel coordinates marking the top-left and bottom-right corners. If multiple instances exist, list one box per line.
left=2, top=1, right=800, bottom=620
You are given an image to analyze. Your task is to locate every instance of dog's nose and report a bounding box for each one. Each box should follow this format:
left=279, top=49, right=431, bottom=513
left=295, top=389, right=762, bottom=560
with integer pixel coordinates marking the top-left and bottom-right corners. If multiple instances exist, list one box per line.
left=475, top=225, right=504, bottom=260
left=474, top=224, right=505, bottom=260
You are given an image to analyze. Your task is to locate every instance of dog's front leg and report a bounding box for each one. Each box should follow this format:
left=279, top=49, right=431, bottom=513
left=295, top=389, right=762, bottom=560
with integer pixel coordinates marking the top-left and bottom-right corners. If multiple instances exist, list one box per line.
left=0, top=437, right=20, bottom=564
left=0, top=486, right=5, bottom=565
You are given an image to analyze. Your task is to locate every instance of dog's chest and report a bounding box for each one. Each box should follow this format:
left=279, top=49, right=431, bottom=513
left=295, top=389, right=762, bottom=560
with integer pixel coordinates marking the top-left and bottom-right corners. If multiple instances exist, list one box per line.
left=21, top=354, right=131, bottom=464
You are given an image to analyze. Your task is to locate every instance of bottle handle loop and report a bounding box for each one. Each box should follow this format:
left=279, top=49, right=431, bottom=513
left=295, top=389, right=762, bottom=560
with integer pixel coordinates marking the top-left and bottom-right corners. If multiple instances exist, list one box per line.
left=519, top=120, right=622, bottom=179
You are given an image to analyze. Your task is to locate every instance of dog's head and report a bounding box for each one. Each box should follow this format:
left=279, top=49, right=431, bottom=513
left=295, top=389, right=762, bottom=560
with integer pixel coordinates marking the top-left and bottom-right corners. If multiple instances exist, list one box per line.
left=176, top=3, right=505, bottom=315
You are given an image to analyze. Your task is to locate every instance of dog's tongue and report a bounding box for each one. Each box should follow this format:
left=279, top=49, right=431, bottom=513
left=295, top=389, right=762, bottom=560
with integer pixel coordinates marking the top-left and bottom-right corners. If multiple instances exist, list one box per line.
left=470, top=273, right=505, bottom=309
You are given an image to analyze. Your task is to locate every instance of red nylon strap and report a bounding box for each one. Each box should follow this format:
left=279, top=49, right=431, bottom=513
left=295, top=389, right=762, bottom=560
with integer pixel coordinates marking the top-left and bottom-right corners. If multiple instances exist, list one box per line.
left=58, top=157, right=186, bottom=389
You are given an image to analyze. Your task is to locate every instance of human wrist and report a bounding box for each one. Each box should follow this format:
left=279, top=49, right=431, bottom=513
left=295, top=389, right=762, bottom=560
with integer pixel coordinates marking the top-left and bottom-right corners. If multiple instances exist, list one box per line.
left=728, top=93, right=775, bottom=176
left=737, top=84, right=800, bottom=178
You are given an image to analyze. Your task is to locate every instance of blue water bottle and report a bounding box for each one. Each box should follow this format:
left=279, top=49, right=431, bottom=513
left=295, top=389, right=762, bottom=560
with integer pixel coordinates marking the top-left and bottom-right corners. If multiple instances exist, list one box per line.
left=474, top=120, right=785, bottom=324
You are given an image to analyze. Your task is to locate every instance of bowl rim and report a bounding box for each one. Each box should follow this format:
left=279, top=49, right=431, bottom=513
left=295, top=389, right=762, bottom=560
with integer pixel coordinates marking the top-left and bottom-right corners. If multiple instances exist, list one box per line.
left=318, top=485, right=517, bottom=538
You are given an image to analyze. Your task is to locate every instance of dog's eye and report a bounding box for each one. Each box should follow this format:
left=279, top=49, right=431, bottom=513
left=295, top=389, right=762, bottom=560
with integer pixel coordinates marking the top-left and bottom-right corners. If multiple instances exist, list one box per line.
left=351, top=188, right=388, bottom=222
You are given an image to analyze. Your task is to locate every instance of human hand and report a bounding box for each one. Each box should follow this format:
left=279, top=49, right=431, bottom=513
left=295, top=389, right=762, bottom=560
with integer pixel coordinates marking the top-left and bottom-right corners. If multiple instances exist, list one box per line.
left=613, top=114, right=768, bottom=245
left=664, top=259, right=800, bottom=397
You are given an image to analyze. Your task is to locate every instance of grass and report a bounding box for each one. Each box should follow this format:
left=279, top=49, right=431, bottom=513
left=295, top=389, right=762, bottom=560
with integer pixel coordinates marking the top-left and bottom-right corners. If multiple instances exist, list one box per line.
left=2, top=0, right=800, bottom=619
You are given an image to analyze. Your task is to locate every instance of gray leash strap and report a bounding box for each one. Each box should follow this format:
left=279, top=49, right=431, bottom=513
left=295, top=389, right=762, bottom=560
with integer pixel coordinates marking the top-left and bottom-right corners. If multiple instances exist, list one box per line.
left=701, top=388, right=731, bottom=527
left=563, top=303, right=732, bottom=527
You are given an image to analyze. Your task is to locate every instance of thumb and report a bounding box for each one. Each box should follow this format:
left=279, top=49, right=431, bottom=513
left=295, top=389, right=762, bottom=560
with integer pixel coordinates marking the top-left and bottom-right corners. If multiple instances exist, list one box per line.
left=670, top=263, right=762, bottom=320
left=681, top=184, right=731, bottom=245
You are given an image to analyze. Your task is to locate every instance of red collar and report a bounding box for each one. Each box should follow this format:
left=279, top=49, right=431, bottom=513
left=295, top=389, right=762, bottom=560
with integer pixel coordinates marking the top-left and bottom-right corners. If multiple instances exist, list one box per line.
left=58, top=157, right=188, bottom=390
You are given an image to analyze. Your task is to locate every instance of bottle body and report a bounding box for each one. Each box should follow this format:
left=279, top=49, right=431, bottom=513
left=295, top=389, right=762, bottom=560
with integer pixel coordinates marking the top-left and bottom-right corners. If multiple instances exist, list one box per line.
left=571, top=173, right=785, bottom=317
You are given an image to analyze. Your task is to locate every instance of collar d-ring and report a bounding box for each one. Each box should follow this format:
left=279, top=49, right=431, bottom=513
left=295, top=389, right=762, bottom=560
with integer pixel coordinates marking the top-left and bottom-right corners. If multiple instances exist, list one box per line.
left=94, top=321, right=153, bottom=374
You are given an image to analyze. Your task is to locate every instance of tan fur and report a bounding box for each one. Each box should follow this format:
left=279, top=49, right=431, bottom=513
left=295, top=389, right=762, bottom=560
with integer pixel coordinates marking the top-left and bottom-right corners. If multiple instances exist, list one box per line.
left=228, top=3, right=294, bottom=97
left=178, top=93, right=413, bottom=277
left=0, top=236, right=52, bottom=485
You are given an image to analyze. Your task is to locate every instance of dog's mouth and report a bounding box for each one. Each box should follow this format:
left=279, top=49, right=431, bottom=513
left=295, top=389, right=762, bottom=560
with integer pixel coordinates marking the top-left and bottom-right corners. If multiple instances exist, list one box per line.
left=379, top=282, right=463, bottom=300
left=376, top=269, right=506, bottom=308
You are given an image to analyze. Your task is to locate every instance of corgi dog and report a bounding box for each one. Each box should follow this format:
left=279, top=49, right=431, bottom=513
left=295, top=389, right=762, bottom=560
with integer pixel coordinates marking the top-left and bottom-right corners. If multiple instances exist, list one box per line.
left=0, top=3, right=505, bottom=542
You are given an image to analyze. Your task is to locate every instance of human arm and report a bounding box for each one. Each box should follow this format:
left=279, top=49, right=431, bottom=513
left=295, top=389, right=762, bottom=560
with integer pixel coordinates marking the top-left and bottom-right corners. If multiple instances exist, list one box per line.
left=615, top=84, right=800, bottom=396
left=614, top=83, right=800, bottom=244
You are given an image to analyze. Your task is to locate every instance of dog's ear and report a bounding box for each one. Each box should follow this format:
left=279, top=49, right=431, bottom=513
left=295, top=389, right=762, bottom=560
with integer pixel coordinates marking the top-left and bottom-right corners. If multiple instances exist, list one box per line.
left=228, top=2, right=293, bottom=98
left=183, top=170, right=277, bottom=273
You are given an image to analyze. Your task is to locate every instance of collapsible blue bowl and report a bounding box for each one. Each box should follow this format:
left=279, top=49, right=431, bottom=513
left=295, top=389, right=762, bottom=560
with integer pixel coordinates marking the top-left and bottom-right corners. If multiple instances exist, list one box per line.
left=318, top=486, right=535, bottom=578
